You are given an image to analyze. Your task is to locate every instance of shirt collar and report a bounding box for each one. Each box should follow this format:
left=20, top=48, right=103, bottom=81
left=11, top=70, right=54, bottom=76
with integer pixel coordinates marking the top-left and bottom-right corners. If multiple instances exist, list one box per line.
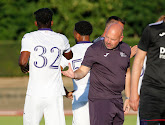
left=100, top=37, right=105, bottom=40
left=76, top=41, right=91, bottom=44
left=38, top=28, right=53, bottom=31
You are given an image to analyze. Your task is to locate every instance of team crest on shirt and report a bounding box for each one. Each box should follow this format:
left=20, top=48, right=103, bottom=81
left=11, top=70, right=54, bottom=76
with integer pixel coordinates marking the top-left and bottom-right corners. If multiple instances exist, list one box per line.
left=104, top=53, right=109, bottom=57
left=120, top=52, right=127, bottom=57
left=159, top=47, right=165, bottom=59
left=159, top=32, right=165, bottom=37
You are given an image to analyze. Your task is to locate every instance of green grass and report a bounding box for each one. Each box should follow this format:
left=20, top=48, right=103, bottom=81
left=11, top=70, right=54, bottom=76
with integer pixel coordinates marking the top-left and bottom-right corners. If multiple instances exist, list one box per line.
left=124, top=115, right=137, bottom=125
left=0, top=115, right=72, bottom=125
left=0, top=115, right=136, bottom=125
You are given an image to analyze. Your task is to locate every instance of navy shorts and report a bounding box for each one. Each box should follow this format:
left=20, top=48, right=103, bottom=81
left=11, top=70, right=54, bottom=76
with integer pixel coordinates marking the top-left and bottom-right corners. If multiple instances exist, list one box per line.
left=89, top=98, right=124, bottom=125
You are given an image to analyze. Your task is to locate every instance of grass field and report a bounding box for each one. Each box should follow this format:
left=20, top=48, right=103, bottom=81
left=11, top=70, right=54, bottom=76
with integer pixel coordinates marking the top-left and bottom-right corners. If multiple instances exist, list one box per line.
left=0, top=115, right=137, bottom=125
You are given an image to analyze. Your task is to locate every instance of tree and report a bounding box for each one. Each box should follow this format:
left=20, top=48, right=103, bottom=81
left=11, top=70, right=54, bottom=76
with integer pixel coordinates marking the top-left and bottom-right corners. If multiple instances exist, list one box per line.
left=0, top=0, right=165, bottom=42
left=122, top=0, right=165, bottom=37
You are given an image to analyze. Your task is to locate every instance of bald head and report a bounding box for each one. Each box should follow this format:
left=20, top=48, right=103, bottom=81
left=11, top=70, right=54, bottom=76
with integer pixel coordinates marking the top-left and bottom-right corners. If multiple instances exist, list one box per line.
left=106, top=23, right=123, bottom=36
left=104, top=23, right=124, bottom=49
left=106, top=20, right=124, bottom=30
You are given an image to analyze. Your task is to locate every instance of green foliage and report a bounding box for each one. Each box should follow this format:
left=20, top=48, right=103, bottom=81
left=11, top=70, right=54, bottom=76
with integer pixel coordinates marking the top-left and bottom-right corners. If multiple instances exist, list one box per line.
left=0, top=0, right=33, bottom=40
left=0, top=43, right=24, bottom=76
left=49, top=0, right=124, bottom=44
left=123, top=37, right=140, bottom=47
left=1, top=0, right=165, bottom=76
left=122, top=0, right=165, bottom=37
left=1, top=0, right=165, bottom=43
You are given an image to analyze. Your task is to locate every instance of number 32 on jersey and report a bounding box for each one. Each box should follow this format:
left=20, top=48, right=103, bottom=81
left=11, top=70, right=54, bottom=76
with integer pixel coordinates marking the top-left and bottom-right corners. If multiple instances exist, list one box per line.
left=34, top=45, right=61, bottom=69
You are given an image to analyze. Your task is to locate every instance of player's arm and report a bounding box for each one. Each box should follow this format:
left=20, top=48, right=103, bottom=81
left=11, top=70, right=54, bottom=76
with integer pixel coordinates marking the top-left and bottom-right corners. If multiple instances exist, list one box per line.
left=60, top=56, right=75, bottom=99
left=130, top=45, right=138, bottom=58
left=62, top=63, right=90, bottom=79
left=61, top=33, right=73, bottom=60
left=61, top=65, right=74, bottom=99
left=130, top=48, right=147, bottom=111
left=74, top=65, right=90, bottom=79
left=123, top=67, right=131, bottom=114
left=63, top=50, right=73, bottom=60
left=19, top=51, right=30, bottom=73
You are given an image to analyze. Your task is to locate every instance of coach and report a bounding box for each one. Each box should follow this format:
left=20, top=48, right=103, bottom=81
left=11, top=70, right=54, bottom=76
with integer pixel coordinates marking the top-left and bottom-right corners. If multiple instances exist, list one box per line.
left=62, top=23, right=131, bottom=125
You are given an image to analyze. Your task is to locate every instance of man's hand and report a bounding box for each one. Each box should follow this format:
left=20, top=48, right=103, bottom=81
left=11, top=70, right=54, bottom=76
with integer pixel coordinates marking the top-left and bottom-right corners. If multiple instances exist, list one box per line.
left=65, top=91, right=75, bottom=100
left=129, top=94, right=139, bottom=111
left=19, top=51, right=30, bottom=74
left=20, top=64, right=29, bottom=74
left=130, top=45, right=138, bottom=58
left=61, top=63, right=75, bottom=78
left=123, top=99, right=130, bottom=114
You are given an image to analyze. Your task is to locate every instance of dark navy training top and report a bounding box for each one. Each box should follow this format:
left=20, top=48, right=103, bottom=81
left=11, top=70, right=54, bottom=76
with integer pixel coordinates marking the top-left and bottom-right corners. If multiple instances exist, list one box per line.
left=82, top=40, right=131, bottom=100
left=139, top=21, right=165, bottom=89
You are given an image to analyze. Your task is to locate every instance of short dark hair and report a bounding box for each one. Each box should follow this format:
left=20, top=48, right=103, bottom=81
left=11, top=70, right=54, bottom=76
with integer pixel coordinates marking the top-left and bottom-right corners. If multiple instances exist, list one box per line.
left=106, top=16, right=125, bottom=26
left=34, top=8, right=53, bottom=26
left=75, top=21, right=93, bottom=35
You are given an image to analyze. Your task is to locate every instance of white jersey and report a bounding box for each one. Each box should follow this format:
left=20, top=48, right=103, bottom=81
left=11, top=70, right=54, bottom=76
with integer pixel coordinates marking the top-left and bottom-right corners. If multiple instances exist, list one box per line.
left=138, top=56, right=147, bottom=95
left=61, top=41, right=92, bottom=103
left=137, top=56, right=147, bottom=125
left=21, top=29, right=71, bottom=97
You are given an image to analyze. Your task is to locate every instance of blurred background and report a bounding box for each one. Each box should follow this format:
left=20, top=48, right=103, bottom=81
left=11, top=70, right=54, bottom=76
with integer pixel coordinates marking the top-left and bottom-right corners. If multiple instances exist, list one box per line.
left=0, top=0, right=165, bottom=115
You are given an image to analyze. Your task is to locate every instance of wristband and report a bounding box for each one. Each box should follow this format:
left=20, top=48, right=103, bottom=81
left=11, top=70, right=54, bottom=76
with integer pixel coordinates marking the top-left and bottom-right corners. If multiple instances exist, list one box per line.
left=125, top=97, right=130, bottom=100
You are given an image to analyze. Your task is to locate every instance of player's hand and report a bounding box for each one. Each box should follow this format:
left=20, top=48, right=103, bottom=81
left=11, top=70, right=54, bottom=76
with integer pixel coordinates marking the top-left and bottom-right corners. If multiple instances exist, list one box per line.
left=129, top=94, right=139, bottom=111
left=61, top=63, right=75, bottom=78
left=65, top=91, right=74, bottom=100
left=130, top=45, right=138, bottom=58
left=21, top=64, right=29, bottom=74
left=123, top=99, right=130, bottom=114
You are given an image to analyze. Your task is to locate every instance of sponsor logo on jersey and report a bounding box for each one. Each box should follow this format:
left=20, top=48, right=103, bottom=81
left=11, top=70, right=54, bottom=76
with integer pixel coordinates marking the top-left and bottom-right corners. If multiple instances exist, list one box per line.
left=120, top=52, right=127, bottom=57
left=104, top=53, right=109, bottom=57
left=159, top=32, right=165, bottom=37
left=159, top=47, right=165, bottom=59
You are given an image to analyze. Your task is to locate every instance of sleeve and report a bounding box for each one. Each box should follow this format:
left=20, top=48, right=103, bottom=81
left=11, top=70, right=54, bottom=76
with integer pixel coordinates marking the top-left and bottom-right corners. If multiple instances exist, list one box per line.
left=127, top=60, right=130, bottom=68
left=81, top=46, right=96, bottom=68
left=60, top=34, right=71, bottom=53
left=138, top=25, right=151, bottom=51
left=20, top=33, right=32, bottom=53
left=60, top=56, right=69, bottom=69
left=128, top=47, right=131, bottom=68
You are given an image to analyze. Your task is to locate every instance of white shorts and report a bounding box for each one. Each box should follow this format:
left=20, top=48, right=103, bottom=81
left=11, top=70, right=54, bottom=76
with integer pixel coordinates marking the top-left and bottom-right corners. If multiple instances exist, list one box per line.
left=137, top=108, right=140, bottom=125
left=23, top=95, right=65, bottom=125
left=72, top=101, right=90, bottom=125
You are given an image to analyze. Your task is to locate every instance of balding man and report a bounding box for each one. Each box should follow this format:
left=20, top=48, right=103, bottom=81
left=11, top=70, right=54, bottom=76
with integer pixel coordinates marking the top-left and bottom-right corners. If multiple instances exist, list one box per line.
left=93, top=16, right=125, bottom=43
left=62, top=23, right=131, bottom=125
left=93, top=16, right=137, bottom=59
